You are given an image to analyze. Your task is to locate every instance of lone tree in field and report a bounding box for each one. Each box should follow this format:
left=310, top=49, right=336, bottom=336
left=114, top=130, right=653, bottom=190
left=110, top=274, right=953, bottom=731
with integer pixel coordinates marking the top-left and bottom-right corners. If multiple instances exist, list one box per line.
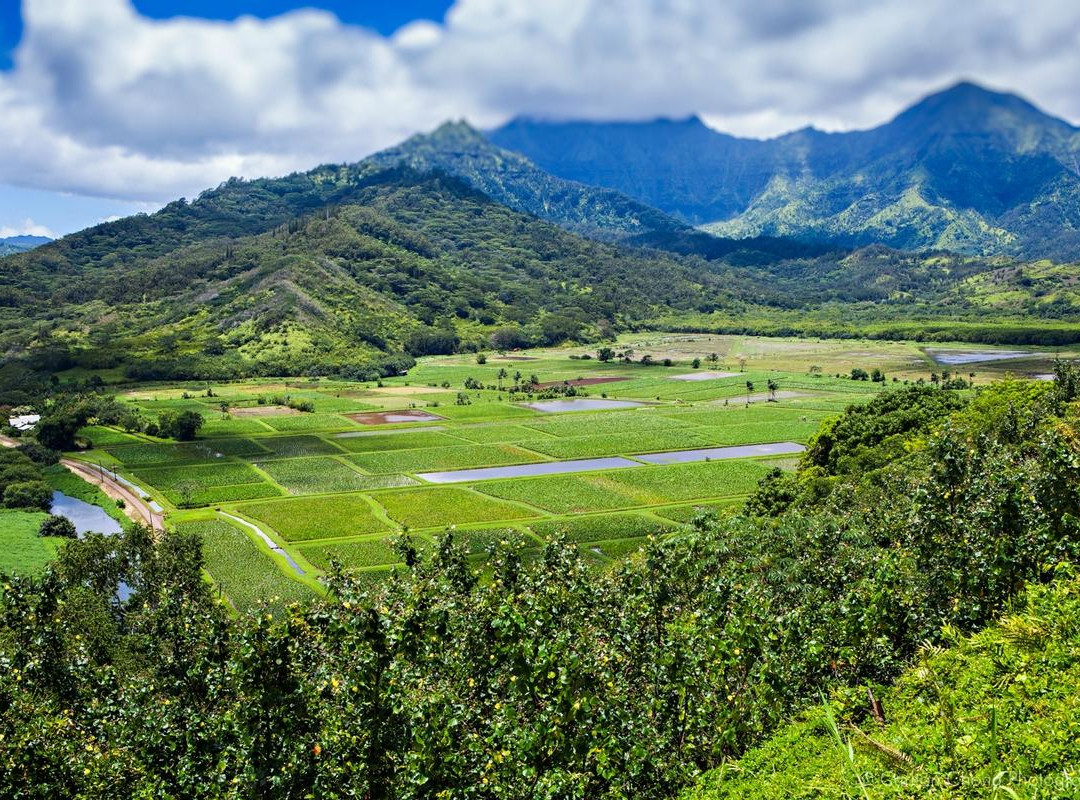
left=767, top=378, right=778, bottom=401
left=597, top=347, right=615, bottom=362
left=745, top=380, right=755, bottom=405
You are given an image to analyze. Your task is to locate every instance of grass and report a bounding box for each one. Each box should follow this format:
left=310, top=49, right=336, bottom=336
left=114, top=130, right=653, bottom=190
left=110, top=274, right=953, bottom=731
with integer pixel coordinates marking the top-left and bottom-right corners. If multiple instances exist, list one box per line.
left=374, top=487, right=537, bottom=529
left=78, top=425, right=143, bottom=446
left=198, top=416, right=273, bottom=436
left=177, top=519, right=315, bottom=612
left=652, top=499, right=744, bottom=524
left=0, top=510, right=60, bottom=575
left=253, top=457, right=417, bottom=495
left=528, top=512, right=681, bottom=543
left=521, top=410, right=687, bottom=438
left=685, top=573, right=1080, bottom=799
left=349, top=444, right=546, bottom=475
left=236, top=495, right=392, bottom=541
left=108, top=438, right=266, bottom=466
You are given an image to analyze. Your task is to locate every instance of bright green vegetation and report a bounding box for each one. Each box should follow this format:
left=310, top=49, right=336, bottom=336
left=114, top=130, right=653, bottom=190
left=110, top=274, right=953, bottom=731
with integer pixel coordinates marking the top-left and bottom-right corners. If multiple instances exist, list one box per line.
left=528, top=512, right=681, bottom=543
left=2, top=369, right=1079, bottom=796
left=478, top=460, right=773, bottom=513
left=349, top=443, right=546, bottom=474
left=253, top=457, right=415, bottom=495
left=133, top=462, right=279, bottom=507
left=177, top=519, right=315, bottom=612
left=108, top=439, right=266, bottom=466
left=254, top=434, right=344, bottom=458
left=519, top=430, right=714, bottom=459
left=374, top=487, right=536, bottom=529
left=236, top=494, right=392, bottom=542
left=78, top=425, right=143, bottom=447
left=297, top=535, right=406, bottom=571
left=686, top=573, right=1080, bottom=799
left=0, top=509, right=59, bottom=574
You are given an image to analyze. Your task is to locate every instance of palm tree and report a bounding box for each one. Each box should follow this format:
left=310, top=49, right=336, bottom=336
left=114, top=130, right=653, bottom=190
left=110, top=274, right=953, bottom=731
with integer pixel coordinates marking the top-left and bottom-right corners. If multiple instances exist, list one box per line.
left=767, top=378, right=778, bottom=401
left=745, top=380, right=754, bottom=405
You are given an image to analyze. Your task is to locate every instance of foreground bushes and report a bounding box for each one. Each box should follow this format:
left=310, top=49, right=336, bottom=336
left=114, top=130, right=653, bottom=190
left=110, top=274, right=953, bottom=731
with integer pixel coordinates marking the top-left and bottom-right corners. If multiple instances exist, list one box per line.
left=1, top=378, right=1078, bottom=797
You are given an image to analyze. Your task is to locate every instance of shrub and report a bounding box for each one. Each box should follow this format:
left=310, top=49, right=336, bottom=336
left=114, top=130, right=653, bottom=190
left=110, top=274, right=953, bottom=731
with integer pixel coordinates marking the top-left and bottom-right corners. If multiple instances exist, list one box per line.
left=39, top=515, right=77, bottom=538
left=3, top=480, right=52, bottom=511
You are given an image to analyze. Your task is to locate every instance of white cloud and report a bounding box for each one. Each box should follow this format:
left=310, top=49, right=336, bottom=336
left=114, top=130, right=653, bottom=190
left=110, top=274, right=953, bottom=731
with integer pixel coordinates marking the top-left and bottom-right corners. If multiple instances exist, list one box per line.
left=0, top=217, right=56, bottom=238
left=1, top=0, right=1079, bottom=204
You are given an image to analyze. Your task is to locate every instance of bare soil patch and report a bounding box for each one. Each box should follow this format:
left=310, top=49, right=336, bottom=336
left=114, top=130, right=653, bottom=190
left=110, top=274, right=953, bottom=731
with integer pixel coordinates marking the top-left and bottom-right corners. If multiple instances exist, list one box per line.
left=347, top=409, right=446, bottom=425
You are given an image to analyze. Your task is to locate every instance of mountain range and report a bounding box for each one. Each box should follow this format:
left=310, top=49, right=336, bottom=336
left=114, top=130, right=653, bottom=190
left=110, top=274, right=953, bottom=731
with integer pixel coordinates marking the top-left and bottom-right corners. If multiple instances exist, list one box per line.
left=0, top=235, right=51, bottom=256
left=490, top=82, right=1080, bottom=259
left=2, top=80, right=1080, bottom=391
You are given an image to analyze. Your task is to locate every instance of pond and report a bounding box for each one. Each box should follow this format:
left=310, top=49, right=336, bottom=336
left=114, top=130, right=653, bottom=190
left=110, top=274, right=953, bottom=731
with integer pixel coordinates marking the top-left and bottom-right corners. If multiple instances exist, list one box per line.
left=520, top=399, right=646, bottom=413
left=924, top=348, right=1044, bottom=366
left=634, top=442, right=805, bottom=465
left=51, top=491, right=123, bottom=536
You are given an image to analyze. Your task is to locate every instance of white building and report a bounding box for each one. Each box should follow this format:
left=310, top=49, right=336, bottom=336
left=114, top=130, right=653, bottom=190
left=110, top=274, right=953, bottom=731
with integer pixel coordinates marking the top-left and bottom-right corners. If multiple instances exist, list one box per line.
left=8, top=414, right=41, bottom=431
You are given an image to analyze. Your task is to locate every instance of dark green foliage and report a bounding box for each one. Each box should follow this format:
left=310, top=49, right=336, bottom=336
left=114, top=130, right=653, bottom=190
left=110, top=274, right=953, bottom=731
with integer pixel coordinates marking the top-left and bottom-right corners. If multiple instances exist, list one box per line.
left=39, top=515, right=76, bottom=538
left=0, top=448, right=50, bottom=510
left=2, top=480, right=52, bottom=511
left=157, top=409, right=204, bottom=441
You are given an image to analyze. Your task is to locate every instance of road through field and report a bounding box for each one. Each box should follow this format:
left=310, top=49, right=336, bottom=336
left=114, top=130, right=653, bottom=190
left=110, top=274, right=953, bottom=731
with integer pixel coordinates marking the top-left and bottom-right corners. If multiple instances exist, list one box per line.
left=3, top=432, right=162, bottom=531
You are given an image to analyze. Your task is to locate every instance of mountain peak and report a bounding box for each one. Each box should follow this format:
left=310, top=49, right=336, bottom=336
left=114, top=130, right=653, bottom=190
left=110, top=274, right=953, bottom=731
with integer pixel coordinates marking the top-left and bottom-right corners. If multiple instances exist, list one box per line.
left=890, top=80, right=1075, bottom=132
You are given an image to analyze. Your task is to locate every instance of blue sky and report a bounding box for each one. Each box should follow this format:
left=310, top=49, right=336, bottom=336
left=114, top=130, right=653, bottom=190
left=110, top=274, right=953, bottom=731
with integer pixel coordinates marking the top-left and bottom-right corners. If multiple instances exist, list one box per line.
left=1, top=0, right=1078, bottom=239
left=0, top=1, right=453, bottom=67
left=0, top=1, right=453, bottom=236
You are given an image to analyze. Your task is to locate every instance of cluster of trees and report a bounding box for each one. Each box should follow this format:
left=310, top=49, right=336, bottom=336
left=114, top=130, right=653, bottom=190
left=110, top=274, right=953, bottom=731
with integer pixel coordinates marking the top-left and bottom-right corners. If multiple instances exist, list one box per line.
left=0, top=447, right=52, bottom=511
left=2, top=371, right=1078, bottom=795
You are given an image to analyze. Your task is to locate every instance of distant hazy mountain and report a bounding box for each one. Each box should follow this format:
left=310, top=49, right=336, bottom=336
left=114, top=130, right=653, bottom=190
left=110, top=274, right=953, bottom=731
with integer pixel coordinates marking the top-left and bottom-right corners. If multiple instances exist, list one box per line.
left=0, top=235, right=51, bottom=256
left=490, top=82, right=1080, bottom=258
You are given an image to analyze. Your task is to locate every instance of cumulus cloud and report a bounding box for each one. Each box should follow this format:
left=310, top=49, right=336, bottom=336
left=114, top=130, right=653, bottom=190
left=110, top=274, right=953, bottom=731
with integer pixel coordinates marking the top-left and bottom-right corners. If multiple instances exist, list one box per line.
left=1, top=0, right=1079, bottom=203
left=0, top=217, right=56, bottom=238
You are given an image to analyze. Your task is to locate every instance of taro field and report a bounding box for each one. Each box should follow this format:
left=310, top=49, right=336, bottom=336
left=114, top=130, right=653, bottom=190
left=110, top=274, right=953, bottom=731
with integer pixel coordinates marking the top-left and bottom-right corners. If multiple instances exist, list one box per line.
left=68, top=332, right=921, bottom=611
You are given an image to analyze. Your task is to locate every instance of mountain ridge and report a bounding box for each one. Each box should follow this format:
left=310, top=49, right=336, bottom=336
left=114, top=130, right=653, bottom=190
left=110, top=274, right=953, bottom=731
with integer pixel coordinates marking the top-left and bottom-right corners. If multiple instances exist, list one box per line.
left=489, top=81, right=1080, bottom=258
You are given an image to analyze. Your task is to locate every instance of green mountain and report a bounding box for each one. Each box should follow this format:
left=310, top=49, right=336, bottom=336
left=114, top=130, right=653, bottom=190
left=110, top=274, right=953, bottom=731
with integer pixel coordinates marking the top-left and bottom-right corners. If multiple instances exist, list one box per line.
left=0, top=167, right=751, bottom=381
left=489, top=82, right=1080, bottom=258
left=366, top=120, right=687, bottom=241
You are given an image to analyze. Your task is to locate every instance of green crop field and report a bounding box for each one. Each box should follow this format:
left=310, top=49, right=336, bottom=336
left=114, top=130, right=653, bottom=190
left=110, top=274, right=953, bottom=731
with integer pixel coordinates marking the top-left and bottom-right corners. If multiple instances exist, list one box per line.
left=528, top=512, right=681, bottom=543
left=297, top=534, right=409, bottom=571
left=133, top=462, right=278, bottom=506
left=70, top=333, right=947, bottom=610
left=374, top=486, right=537, bottom=529
left=255, top=435, right=344, bottom=458
left=178, top=519, right=315, bottom=612
left=236, top=494, right=392, bottom=541
left=349, top=443, right=546, bottom=474
left=253, top=457, right=417, bottom=495
left=477, top=473, right=651, bottom=514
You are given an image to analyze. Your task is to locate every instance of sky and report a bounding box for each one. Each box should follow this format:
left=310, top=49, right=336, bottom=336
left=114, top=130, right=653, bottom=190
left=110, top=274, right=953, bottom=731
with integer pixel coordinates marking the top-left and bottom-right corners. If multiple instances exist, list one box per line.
left=1, top=0, right=1079, bottom=238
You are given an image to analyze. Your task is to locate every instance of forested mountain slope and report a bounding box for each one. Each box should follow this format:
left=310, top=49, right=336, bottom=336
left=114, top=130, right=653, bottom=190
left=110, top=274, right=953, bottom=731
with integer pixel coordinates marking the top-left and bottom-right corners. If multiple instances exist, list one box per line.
left=490, top=82, right=1080, bottom=258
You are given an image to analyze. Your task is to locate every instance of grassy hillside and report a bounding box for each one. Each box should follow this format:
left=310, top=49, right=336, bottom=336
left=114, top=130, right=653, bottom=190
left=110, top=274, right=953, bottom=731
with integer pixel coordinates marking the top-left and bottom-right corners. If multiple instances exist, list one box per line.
left=686, top=571, right=1080, bottom=799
